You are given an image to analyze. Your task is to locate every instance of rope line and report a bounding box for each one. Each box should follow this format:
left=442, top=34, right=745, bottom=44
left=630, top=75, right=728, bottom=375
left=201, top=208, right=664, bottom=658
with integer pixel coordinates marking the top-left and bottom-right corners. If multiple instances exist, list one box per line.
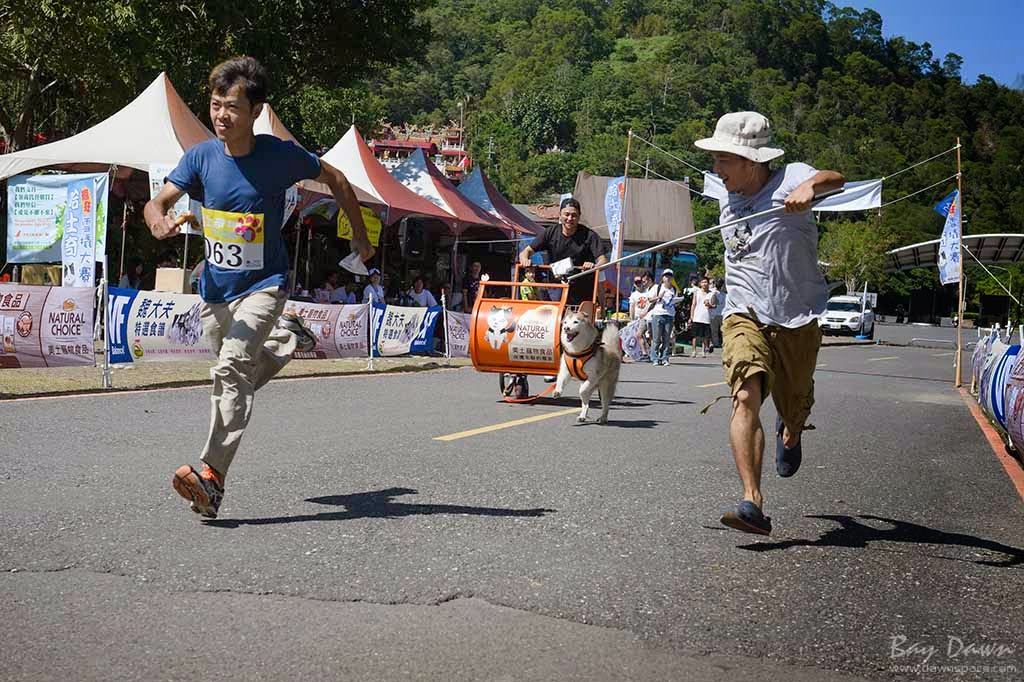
left=880, top=173, right=960, bottom=208
left=962, top=244, right=1021, bottom=305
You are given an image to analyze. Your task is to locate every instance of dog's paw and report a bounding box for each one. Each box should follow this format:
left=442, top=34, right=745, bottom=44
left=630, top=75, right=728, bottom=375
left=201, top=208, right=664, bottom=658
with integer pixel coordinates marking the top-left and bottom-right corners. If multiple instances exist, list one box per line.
left=597, top=416, right=608, bottom=425
left=576, top=415, right=587, bottom=423
left=551, top=390, right=561, bottom=399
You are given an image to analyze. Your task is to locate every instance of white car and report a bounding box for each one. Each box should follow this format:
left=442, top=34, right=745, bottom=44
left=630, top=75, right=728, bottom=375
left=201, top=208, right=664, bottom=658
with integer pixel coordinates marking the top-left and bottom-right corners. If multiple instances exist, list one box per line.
left=821, top=295, right=875, bottom=338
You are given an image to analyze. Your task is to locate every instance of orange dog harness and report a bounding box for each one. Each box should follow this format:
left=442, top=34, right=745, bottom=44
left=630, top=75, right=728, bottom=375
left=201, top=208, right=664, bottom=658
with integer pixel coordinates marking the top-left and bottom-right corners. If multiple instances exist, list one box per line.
left=562, top=340, right=601, bottom=381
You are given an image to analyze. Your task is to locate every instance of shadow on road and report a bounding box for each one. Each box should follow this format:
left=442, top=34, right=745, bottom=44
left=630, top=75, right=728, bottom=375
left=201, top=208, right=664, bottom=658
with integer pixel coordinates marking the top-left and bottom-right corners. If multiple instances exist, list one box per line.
left=203, top=487, right=555, bottom=529
left=576, top=419, right=665, bottom=429
left=737, top=514, right=1023, bottom=567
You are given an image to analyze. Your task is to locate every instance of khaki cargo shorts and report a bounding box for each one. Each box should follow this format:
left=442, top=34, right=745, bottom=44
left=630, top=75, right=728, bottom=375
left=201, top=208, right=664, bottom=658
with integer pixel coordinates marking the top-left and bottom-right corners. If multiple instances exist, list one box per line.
left=721, top=313, right=822, bottom=432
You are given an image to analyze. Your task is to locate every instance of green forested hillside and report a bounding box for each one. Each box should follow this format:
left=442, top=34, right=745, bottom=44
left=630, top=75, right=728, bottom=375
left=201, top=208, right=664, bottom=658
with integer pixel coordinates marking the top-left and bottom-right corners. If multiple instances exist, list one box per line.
left=356, top=0, right=1023, bottom=297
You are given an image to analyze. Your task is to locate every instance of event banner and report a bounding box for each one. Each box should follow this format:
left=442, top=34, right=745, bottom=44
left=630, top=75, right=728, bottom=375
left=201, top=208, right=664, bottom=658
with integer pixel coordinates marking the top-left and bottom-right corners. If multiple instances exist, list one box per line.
left=148, top=164, right=202, bottom=235
left=371, top=303, right=441, bottom=356
left=937, top=190, right=961, bottom=285
left=6, top=173, right=108, bottom=264
left=0, top=284, right=94, bottom=368
left=107, top=287, right=212, bottom=364
left=282, top=300, right=368, bottom=359
left=604, top=176, right=624, bottom=261
left=337, top=205, right=384, bottom=247
left=62, top=177, right=98, bottom=287
left=446, top=310, right=471, bottom=358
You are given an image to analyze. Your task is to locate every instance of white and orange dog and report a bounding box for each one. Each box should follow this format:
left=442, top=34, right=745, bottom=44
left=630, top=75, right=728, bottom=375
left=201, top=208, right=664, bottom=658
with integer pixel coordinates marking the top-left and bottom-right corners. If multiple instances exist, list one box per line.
left=552, top=302, right=621, bottom=424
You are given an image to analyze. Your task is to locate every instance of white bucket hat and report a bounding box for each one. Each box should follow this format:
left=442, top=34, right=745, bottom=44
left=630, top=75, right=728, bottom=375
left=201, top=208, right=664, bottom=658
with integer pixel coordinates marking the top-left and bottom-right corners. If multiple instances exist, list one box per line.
left=694, top=111, right=784, bottom=163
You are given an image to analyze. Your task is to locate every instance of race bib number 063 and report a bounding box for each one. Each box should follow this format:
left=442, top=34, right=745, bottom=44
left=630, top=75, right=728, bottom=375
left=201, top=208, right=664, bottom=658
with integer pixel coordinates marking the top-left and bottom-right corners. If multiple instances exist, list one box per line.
left=201, top=207, right=265, bottom=271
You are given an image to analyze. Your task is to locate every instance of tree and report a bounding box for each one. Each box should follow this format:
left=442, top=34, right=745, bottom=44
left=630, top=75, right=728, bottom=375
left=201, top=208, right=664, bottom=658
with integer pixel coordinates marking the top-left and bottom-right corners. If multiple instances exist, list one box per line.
left=819, top=219, right=896, bottom=294
left=0, top=0, right=430, bottom=150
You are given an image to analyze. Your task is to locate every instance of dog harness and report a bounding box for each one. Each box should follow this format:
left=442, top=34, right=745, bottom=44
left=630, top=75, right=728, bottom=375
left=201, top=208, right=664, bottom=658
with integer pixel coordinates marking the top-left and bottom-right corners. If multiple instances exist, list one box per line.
left=562, top=340, right=602, bottom=381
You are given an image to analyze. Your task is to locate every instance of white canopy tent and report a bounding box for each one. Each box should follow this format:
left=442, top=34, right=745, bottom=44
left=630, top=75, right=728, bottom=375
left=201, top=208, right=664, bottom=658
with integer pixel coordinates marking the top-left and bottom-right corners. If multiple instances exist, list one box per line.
left=0, top=73, right=213, bottom=181
left=886, top=234, right=1024, bottom=272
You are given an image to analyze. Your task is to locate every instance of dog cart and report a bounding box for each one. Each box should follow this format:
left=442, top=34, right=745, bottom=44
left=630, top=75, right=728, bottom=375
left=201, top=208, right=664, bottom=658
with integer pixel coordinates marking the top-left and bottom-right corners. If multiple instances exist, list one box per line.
left=469, top=262, right=600, bottom=403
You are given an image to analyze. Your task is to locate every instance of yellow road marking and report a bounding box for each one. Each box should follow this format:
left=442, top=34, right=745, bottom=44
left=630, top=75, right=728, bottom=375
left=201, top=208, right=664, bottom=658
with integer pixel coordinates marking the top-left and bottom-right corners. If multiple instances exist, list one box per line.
left=697, top=381, right=728, bottom=388
left=434, top=408, right=579, bottom=442
left=865, top=356, right=899, bottom=363
left=932, top=351, right=954, bottom=357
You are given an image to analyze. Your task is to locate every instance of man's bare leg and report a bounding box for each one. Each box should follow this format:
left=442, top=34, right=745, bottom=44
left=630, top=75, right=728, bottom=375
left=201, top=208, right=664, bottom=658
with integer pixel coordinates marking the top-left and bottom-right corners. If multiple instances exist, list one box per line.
left=729, top=375, right=765, bottom=509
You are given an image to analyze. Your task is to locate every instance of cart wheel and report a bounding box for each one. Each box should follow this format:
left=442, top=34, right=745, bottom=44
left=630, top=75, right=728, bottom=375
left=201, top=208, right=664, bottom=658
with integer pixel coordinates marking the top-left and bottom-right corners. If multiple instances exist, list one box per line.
left=499, top=373, right=530, bottom=400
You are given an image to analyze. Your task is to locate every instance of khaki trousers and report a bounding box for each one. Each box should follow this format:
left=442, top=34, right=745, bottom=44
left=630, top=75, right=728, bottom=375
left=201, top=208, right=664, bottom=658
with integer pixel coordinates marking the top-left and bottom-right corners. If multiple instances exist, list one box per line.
left=199, top=287, right=297, bottom=476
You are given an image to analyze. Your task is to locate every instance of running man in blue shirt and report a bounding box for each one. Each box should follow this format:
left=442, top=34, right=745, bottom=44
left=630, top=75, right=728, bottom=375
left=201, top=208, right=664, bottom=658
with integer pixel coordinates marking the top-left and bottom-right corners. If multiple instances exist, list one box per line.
left=144, top=56, right=373, bottom=519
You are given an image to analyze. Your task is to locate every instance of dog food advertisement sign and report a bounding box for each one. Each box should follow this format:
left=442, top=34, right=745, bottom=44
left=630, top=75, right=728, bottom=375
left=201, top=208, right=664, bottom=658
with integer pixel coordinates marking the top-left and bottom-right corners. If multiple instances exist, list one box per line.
left=285, top=301, right=368, bottom=359
left=473, top=301, right=560, bottom=372
left=0, top=283, right=95, bottom=368
left=107, top=287, right=214, bottom=364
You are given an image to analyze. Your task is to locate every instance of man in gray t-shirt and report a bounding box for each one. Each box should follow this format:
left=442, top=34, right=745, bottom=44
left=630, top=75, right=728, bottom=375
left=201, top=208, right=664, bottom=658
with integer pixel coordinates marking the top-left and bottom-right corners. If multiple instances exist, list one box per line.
left=694, top=111, right=845, bottom=536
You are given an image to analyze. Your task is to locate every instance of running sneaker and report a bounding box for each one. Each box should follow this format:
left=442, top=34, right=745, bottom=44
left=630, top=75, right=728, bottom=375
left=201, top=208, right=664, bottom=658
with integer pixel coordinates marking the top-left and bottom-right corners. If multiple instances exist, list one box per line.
left=172, top=464, right=224, bottom=518
left=279, top=312, right=317, bottom=352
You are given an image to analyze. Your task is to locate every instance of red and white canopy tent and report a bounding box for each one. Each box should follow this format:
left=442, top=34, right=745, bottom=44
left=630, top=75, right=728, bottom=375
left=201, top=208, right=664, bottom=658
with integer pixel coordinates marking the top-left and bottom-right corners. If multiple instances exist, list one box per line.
left=0, top=73, right=212, bottom=181
left=456, top=167, right=541, bottom=236
left=391, top=148, right=519, bottom=238
left=319, top=126, right=454, bottom=228
left=253, top=104, right=385, bottom=212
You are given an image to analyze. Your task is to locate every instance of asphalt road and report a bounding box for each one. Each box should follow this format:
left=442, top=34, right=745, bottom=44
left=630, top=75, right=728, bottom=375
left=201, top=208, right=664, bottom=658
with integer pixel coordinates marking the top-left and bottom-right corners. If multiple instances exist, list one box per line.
left=2, top=344, right=1022, bottom=681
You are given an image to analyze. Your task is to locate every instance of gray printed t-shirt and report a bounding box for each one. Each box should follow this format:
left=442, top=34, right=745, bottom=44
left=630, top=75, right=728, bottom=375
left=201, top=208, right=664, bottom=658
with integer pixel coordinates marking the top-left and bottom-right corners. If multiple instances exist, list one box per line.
left=718, top=162, right=826, bottom=328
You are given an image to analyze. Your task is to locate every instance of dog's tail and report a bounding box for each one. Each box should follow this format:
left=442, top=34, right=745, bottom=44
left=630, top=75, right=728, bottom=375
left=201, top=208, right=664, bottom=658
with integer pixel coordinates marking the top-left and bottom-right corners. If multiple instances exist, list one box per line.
left=601, top=320, right=622, bottom=362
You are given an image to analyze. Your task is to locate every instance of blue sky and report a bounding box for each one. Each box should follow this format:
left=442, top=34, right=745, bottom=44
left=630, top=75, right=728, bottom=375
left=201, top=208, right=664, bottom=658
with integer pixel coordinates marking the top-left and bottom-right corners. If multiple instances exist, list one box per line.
left=846, top=1, right=1023, bottom=85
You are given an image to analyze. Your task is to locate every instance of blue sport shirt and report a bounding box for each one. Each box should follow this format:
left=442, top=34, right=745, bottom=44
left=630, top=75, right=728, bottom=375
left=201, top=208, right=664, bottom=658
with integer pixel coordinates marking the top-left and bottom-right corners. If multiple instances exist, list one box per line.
left=167, top=135, right=320, bottom=303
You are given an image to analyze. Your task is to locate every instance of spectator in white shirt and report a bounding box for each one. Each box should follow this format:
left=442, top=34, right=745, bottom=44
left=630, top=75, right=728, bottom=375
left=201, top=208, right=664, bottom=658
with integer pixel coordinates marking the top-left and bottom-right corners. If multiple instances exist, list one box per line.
left=406, top=275, right=438, bottom=307
left=689, top=276, right=717, bottom=357
left=362, top=268, right=385, bottom=303
left=330, top=279, right=356, bottom=305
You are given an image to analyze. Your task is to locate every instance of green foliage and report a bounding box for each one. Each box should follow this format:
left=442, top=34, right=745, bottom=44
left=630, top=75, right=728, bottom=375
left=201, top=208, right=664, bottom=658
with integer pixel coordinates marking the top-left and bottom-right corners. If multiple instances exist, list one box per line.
left=819, top=218, right=897, bottom=293
left=294, top=86, right=387, bottom=150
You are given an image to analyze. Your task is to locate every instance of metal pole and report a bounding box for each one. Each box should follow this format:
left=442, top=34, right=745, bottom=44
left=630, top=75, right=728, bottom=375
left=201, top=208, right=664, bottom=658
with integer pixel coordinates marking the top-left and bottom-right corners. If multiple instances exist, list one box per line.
left=368, top=288, right=376, bottom=368
left=442, top=292, right=451, bottom=366
left=955, top=137, right=964, bottom=387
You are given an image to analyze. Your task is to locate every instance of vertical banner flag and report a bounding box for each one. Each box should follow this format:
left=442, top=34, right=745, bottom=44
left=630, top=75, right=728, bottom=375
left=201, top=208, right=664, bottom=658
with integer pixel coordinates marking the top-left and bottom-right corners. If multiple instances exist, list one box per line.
left=604, top=176, right=625, bottom=262
left=282, top=300, right=369, bottom=359
left=936, top=190, right=961, bottom=285
left=6, top=173, right=108, bottom=264
left=62, top=177, right=97, bottom=287
left=0, top=284, right=95, bottom=368
left=446, top=311, right=472, bottom=357
left=148, top=164, right=202, bottom=235
left=371, top=303, right=442, bottom=356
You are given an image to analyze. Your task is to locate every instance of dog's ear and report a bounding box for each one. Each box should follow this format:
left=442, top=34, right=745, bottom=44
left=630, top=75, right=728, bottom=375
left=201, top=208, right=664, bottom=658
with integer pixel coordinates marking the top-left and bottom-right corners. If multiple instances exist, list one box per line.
left=578, top=301, right=595, bottom=320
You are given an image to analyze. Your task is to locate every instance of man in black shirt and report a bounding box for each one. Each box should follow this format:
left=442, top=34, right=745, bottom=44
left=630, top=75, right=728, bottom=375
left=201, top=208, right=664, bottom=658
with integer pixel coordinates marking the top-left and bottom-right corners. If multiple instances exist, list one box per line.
left=518, top=198, right=608, bottom=305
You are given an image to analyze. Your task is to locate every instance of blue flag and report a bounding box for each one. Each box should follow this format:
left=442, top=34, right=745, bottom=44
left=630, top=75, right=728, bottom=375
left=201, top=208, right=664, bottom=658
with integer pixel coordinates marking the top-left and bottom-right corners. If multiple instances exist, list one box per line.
left=934, top=190, right=957, bottom=218
left=937, top=190, right=960, bottom=285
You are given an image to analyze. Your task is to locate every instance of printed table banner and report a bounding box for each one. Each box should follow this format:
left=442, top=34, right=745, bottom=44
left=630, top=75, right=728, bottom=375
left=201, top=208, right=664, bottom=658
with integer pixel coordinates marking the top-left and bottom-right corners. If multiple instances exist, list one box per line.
left=282, top=300, right=369, bottom=359
left=371, top=303, right=441, bottom=356
left=618, top=318, right=648, bottom=362
left=6, top=173, right=108, bottom=264
left=446, top=310, right=471, bottom=358
left=106, top=287, right=212, bottom=364
left=0, top=284, right=94, bottom=368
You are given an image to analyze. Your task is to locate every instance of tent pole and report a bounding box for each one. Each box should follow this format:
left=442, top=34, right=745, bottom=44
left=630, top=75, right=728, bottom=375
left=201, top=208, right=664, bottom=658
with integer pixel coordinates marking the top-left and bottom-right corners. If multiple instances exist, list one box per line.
left=305, top=223, right=312, bottom=291
left=118, top=201, right=128, bottom=281
left=955, top=137, right=964, bottom=388
left=291, top=220, right=302, bottom=293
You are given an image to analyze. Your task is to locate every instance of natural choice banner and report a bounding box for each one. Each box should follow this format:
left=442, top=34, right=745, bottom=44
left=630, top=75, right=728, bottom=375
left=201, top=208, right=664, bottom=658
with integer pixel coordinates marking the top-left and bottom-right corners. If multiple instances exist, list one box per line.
left=0, top=284, right=95, bottom=368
